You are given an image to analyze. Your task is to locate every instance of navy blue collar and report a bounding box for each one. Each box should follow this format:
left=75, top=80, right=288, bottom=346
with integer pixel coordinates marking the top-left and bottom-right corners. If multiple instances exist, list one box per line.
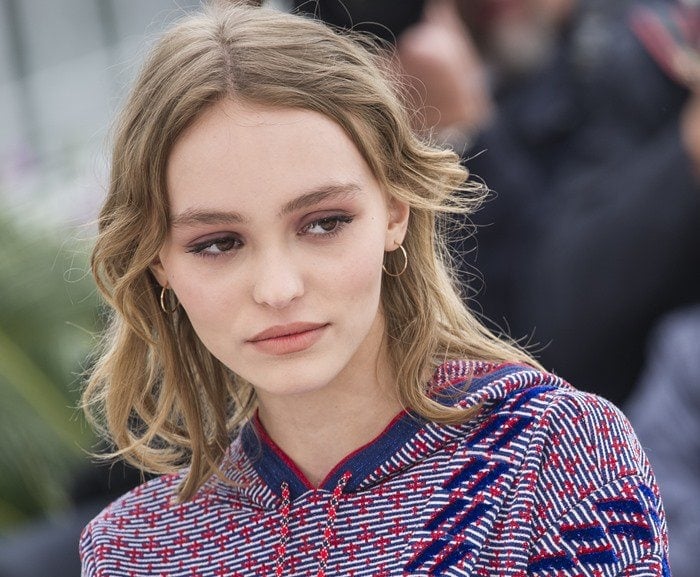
left=240, top=411, right=425, bottom=500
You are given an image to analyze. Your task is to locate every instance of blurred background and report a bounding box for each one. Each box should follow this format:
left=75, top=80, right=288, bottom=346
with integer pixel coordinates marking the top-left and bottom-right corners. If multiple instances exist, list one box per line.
left=0, top=1, right=200, bottom=574
left=0, top=0, right=698, bottom=575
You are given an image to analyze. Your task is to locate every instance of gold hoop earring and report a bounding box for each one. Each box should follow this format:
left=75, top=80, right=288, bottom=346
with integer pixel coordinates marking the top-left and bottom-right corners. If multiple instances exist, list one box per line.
left=159, top=286, right=179, bottom=314
left=382, top=244, right=408, bottom=277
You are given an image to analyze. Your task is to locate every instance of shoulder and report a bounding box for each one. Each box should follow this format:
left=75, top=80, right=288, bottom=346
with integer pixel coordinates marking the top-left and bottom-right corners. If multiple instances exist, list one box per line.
left=79, top=472, right=190, bottom=566
left=527, top=385, right=645, bottom=482
left=522, top=388, right=671, bottom=573
left=432, top=360, right=571, bottom=403
left=436, top=361, right=644, bottom=473
left=464, top=366, right=671, bottom=574
left=80, top=472, right=177, bottom=535
left=442, top=361, right=653, bottom=494
left=490, top=362, right=660, bottom=483
left=79, top=473, right=178, bottom=573
left=450, top=361, right=632, bottom=431
left=432, top=363, right=669, bottom=571
left=437, top=360, right=583, bottom=422
left=83, top=472, right=182, bottom=530
left=79, top=469, right=240, bottom=571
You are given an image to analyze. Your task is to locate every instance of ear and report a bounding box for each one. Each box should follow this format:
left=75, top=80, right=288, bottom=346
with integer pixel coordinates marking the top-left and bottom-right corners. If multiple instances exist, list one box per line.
left=385, top=197, right=410, bottom=251
left=150, top=255, right=169, bottom=288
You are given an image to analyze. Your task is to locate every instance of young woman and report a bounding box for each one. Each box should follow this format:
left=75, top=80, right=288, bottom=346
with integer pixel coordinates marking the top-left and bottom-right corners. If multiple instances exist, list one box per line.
left=80, top=2, right=670, bottom=575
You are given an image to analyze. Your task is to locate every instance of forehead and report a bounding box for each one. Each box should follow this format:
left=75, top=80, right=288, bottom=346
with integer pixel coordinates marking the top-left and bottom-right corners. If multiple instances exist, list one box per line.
left=165, top=99, right=381, bottom=214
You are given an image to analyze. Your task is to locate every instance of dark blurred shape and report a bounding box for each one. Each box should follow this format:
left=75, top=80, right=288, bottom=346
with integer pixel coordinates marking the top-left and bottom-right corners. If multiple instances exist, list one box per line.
left=0, top=505, right=100, bottom=577
left=392, top=0, right=700, bottom=405
left=0, top=461, right=148, bottom=577
left=624, top=304, right=700, bottom=577
left=293, top=0, right=426, bottom=42
left=497, top=0, right=700, bottom=405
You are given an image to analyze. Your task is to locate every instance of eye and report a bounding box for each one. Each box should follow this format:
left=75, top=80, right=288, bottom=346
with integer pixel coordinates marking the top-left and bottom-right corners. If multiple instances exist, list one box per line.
left=187, top=235, right=243, bottom=257
left=300, top=215, right=353, bottom=236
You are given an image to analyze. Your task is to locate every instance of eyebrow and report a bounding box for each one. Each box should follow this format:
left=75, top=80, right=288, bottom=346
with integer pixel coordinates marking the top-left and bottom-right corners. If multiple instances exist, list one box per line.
left=279, top=183, right=361, bottom=216
left=170, top=182, right=362, bottom=229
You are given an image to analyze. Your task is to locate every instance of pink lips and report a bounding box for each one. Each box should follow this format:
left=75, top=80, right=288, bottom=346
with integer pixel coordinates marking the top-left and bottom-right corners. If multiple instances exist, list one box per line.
left=247, top=322, right=328, bottom=356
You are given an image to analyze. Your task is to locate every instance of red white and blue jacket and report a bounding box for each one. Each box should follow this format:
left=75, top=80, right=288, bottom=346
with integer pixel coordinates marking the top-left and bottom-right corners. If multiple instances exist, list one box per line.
left=80, top=361, right=670, bottom=576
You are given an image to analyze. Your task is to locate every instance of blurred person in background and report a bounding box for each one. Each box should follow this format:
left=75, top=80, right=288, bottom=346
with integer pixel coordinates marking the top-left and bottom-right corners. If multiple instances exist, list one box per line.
left=302, top=0, right=700, bottom=406
left=399, top=0, right=700, bottom=406
left=624, top=304, right=700, bottom=577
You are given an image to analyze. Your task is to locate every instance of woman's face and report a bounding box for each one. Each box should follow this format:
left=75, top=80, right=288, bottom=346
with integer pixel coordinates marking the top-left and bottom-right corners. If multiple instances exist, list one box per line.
left=152, top=100, right=409, bottom=399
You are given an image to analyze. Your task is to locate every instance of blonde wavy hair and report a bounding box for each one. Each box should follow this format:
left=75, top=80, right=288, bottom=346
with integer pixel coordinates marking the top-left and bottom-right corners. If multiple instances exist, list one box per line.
left=83, top=1, right=540, bottom=500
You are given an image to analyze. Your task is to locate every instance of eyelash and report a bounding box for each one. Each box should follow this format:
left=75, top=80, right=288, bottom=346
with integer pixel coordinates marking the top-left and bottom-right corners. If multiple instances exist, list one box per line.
left=299, top=215, right=353, bottom=237
left=187, top=235, right=242, bottom=257
left=186, top=215, right=354, bottom=258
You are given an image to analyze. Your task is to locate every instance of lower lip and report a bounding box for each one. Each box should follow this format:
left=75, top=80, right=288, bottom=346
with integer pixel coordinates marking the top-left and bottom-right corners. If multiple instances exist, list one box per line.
left=248, top=325, right=327, bottom=356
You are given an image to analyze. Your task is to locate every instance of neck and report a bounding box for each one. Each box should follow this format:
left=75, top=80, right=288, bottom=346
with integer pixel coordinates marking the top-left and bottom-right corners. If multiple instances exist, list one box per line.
left=256, top=354, right=402, bottom=488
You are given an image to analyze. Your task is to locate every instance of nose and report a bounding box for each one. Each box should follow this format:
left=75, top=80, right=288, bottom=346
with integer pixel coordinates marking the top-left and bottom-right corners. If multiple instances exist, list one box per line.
left=251, top=247, right=304, bottom=309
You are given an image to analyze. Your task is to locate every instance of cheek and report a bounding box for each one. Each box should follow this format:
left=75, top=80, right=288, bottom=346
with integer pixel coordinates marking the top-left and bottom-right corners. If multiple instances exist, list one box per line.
left=171, top=278, right=243, bottom=364
left=329, top=246, right=385, bottom=305
left=168, top=268, right=237, bottom=329
left=176, top=284, right=210, bottom=317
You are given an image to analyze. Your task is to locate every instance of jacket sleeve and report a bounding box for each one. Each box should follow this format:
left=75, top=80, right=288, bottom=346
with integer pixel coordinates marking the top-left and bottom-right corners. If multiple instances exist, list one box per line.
left=79, top=523, right=98, bottom=577
left=525, top=391, right=671, bottom=576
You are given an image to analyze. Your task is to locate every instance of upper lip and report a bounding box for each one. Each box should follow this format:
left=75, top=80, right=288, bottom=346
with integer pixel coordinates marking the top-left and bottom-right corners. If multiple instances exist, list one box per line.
left=247, top=322, right=327, bottom=342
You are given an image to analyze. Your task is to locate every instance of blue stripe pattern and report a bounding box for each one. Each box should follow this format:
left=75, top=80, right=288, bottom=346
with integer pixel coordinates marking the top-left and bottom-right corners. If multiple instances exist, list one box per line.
left=80, top=361, right=671, bottom=577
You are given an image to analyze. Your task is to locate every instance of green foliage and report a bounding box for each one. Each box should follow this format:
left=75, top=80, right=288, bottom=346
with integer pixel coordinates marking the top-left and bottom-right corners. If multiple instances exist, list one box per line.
left=0, top=209, right=100, bottom=532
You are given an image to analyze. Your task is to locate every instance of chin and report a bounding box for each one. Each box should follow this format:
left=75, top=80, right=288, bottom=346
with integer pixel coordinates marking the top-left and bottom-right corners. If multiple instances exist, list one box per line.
left=235, top=358, right=344, bottom=398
